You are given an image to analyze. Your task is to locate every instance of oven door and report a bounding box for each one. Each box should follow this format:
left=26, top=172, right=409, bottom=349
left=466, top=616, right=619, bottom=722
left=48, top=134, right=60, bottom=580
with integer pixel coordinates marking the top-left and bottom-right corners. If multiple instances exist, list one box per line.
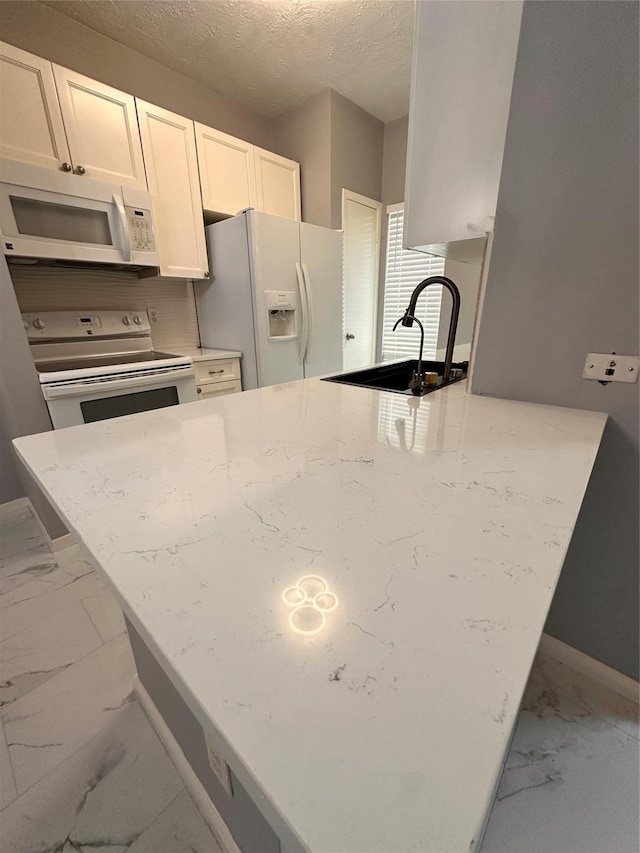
left=41, top=366, right=198, bottom=429
left=0, top=160, right=158, bottom=266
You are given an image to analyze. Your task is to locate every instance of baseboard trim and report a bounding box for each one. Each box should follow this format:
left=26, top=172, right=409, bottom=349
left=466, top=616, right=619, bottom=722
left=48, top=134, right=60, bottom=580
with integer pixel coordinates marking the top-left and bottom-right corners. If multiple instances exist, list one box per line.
left=49, top=531, right=75, bottom=552
left=540, top=633, right=639, bottom=705
left=133, top=675, right=241, bottom=853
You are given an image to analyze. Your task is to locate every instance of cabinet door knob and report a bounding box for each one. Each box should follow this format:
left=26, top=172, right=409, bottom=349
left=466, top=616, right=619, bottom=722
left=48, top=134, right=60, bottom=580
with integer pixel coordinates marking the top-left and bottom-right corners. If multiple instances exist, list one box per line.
left=345, top=333, right=355, bottom=340
left=60, top=162, right=72, bottom=172
left=74, top=165, right=86, bottom=175
left=197, top=387, right=202, bottom=394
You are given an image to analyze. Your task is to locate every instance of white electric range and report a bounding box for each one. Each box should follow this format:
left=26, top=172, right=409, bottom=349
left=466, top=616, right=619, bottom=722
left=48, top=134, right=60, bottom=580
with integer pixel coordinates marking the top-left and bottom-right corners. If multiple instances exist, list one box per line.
left=24, top=310, right=197, bottom=429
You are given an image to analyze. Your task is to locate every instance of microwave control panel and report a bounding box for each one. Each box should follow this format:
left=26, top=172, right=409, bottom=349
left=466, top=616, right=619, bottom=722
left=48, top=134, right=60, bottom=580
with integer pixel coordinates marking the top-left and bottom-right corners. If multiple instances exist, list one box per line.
left=126, top=207, right=156, bottom=253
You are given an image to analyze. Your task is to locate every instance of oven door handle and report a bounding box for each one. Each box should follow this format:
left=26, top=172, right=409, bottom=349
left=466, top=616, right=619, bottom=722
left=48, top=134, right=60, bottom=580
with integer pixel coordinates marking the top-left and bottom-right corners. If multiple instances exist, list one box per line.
left=42, top=366, right=194, bottom=398
left=113, top=193, right=132, bottom=263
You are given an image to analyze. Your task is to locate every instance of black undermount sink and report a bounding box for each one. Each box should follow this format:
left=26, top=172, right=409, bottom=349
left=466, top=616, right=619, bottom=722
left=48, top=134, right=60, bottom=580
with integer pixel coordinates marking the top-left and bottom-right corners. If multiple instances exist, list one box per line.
left=322, top=359, right=469, bottom=396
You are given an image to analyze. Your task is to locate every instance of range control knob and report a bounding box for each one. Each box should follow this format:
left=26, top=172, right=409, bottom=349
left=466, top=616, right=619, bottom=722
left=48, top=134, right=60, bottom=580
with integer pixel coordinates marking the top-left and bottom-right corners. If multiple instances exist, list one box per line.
left=133, top=314, right=142, bottom=325
left=122, top=316, right=131, bottom=326
left=33, top=318, right=46, bottom=330
left=23, top=319, right=30, bottom=330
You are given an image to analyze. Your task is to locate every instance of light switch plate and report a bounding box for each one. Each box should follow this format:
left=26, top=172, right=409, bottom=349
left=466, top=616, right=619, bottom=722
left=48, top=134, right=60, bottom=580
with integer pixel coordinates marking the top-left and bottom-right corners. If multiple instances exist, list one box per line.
left=205, top=734, right=233, bottom=796
left=582, top=353, right=639, bottom=383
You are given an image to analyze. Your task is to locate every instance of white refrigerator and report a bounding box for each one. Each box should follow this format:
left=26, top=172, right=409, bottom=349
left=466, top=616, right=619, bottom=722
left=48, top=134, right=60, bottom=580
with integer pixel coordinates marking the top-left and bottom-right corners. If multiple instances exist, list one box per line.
left=196, top=211, right=344, bottom=390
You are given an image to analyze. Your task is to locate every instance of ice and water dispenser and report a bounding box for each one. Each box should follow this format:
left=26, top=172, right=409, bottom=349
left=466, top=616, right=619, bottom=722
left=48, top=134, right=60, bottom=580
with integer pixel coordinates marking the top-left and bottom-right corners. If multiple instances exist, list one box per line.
left=266, top=291, right=297, bottom=341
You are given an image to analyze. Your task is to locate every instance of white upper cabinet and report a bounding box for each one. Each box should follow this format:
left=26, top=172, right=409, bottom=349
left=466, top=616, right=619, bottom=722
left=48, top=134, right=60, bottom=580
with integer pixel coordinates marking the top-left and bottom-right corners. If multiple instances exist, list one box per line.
left=52, top=65, right=147, bottom=190
left=137, top=100, right=208, bottom=279
left=0, top=41, right=71, bottom=172
left=195, top=124, right=257, bottom=216
left=404, top=1, right=523, bottom=261
left=254, top=147, right=301, bottom=221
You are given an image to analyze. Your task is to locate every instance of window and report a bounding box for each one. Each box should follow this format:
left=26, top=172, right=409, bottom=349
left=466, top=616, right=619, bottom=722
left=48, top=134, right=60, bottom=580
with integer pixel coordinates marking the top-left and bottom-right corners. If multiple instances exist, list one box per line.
left=381, top=207, right=445, bottom=361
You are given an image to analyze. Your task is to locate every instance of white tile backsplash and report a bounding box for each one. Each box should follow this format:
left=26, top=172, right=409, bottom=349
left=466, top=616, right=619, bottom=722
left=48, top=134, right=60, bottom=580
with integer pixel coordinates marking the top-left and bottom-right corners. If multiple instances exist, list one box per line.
left=10, top=266, right=200, bottom=352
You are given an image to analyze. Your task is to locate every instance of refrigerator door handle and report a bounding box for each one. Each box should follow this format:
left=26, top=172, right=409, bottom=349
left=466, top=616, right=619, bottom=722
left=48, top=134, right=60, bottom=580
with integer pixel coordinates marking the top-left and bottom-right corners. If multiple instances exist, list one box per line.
left=301, top=263, right=313, bottom=362
left=295, top=262, right=307, bottom=362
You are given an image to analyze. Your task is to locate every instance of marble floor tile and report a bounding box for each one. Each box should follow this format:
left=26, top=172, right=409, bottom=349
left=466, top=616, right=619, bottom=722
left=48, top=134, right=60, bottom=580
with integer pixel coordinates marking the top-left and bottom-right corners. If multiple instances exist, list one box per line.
left=128, top=787, right=222, bottom=853
left=1, top=701, right=185, bottom=853
left=0, top=563, right=101, bottom=643
left=0, top=548, right=60, bottom=598
left=82, top=582, right=126, bottom=643
left=0, top=504, right=45, bottom=566
left=2, top=632, right=135, bottom=794
left=0, top=600, right=103, bottom=707
left=482, top=664, right=640, bottom=853
left=0, top=714, right=17, bottom=810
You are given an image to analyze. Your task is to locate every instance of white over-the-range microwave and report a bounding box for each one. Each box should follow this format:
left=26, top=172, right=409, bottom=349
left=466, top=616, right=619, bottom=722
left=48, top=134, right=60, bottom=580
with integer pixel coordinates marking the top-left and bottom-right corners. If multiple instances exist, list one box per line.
left=0, top=159, right=160, bottom=268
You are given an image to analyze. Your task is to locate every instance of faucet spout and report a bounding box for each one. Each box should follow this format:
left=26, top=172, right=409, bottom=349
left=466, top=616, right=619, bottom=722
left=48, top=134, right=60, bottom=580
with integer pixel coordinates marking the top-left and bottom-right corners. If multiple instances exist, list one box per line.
left=400, top=276, right=461, bottom=382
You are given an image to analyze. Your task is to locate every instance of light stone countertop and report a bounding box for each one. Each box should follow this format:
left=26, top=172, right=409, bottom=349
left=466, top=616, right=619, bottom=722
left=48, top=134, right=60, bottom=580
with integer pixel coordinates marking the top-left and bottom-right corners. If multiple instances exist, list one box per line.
left=176, top=346, right=242, bottom=361
left=14, top=379, right=607, bottom=853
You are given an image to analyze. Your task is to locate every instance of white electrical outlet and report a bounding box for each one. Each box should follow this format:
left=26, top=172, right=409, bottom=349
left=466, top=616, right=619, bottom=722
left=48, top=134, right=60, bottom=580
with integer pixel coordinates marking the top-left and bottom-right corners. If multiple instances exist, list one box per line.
left=147, top=306, right=159, bottom=324
left=582, top=353, right=639, bottom=384
left=205, top=734, right=233, bottom=796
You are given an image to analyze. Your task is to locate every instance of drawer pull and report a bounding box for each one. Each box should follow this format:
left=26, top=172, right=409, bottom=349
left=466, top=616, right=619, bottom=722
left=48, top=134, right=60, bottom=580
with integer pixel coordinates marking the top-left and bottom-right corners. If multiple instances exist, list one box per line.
left=209, top=369, right=225, bottom=375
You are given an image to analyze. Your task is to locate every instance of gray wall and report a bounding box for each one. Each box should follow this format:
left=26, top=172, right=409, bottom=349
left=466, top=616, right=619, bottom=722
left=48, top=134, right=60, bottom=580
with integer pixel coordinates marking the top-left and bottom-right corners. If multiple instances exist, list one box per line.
left=0, top=0, right=273, bottom=149
left=272, top=88, right=384, bottom=229
left=330, top=90, right=384, bottom=228
left=0, top=255, right=68, bottom=539
left=0, top=414, right=22, bottom=504
left=381, top=115, right=409, bottom=205
left=272, top=90, right=332, bottom=228
left=472, top=1, right=639, bottom=679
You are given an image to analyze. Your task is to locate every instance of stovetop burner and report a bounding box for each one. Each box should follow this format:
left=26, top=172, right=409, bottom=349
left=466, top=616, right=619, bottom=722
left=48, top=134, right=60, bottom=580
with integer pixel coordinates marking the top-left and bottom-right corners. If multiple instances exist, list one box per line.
left=35, top=350, right=180, bottom=373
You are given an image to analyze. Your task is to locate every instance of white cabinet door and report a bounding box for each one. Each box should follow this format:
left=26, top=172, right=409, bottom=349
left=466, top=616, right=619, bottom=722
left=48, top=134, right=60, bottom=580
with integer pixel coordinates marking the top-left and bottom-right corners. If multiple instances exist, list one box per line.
left=52, top=65, right=147, bottom=189
left=195, top=124, right=256, bottom=216
left=197, top=380, right=242, bottom=399
left=0, top=41, right=71, bottom=171
left=404, top=1, right=523, bottom=261
left=137, top=100, right=207, bottom=279
left=254, top=147, right=301, bottom=221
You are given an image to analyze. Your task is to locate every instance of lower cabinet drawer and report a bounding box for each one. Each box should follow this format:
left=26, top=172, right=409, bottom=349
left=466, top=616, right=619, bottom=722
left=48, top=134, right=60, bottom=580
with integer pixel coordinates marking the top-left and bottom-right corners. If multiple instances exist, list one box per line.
left=197, top=379, right=242, bottom=400
left=194, top=358, right=240, bottom=384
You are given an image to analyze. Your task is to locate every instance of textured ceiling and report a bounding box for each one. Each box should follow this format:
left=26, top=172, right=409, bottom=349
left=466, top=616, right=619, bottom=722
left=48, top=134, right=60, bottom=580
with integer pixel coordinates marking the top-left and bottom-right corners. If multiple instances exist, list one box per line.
left=43, top=0, right=414, bottom=122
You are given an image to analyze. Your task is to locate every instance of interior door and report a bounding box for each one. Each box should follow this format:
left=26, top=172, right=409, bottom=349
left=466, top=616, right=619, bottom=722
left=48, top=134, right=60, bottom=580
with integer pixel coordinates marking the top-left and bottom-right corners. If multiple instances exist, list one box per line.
left=299, top=222, right=343, bottom=378
left=247, top=211, right=304, bottom=388
left=0, top=42, right=71, bottom=171
left=342, top=190, right=382, bottom=370
left=53, top=65, right=147, bottom=189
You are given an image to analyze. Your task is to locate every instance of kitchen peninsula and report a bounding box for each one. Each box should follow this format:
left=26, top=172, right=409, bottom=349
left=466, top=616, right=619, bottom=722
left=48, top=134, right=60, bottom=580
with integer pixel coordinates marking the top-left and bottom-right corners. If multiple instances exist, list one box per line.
left=14, top=378, right=606, bottom=853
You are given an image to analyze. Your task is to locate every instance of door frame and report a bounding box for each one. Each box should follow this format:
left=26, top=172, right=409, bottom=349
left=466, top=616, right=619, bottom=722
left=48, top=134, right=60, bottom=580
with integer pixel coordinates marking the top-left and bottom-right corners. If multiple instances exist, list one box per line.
left=341, top=189, right=383, bottom=367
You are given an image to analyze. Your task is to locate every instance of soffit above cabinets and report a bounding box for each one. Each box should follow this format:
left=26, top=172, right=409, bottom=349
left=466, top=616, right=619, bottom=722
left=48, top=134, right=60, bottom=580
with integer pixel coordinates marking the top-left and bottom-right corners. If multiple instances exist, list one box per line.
left=42, top=0, right=414, bottom=122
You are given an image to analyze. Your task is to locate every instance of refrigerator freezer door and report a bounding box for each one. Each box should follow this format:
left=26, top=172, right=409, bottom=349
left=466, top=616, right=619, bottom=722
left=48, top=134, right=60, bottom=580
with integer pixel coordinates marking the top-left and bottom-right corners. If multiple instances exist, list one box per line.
left=299, top=222, right=344, bottom=378
left=247, top=212, right=304, bottom=388
left=197, top=216, right=260, bottom=388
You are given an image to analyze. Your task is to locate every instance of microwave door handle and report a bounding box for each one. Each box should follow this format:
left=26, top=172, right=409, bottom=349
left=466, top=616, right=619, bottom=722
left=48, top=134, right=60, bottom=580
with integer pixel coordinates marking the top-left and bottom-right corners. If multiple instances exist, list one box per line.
left=112, top=194, right=132, bottom=262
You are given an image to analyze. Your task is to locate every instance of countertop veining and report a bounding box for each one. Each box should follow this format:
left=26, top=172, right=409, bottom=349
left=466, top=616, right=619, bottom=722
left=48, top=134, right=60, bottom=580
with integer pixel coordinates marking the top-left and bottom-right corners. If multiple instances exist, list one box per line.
left=14, top=379, right=607, bottom=853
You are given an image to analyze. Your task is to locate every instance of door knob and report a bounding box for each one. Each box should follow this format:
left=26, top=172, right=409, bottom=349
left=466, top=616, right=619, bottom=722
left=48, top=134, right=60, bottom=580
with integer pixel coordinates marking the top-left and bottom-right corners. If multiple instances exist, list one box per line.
left=345, top=333, right=355, bottom=340
left=74, top=165, right=86, bottom=175
left=60, top=162, right=72, bottom=172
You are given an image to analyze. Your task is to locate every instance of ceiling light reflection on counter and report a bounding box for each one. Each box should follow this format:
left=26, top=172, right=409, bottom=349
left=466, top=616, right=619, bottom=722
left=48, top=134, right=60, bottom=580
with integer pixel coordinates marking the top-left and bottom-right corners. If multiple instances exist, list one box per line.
left=283, top=574, right=338, bottom=636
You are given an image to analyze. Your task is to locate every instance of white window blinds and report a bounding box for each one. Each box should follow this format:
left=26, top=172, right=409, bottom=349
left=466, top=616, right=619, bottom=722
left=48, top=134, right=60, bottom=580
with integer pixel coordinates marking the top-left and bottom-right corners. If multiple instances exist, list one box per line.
left=381, top=208, right=446, bottom=361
